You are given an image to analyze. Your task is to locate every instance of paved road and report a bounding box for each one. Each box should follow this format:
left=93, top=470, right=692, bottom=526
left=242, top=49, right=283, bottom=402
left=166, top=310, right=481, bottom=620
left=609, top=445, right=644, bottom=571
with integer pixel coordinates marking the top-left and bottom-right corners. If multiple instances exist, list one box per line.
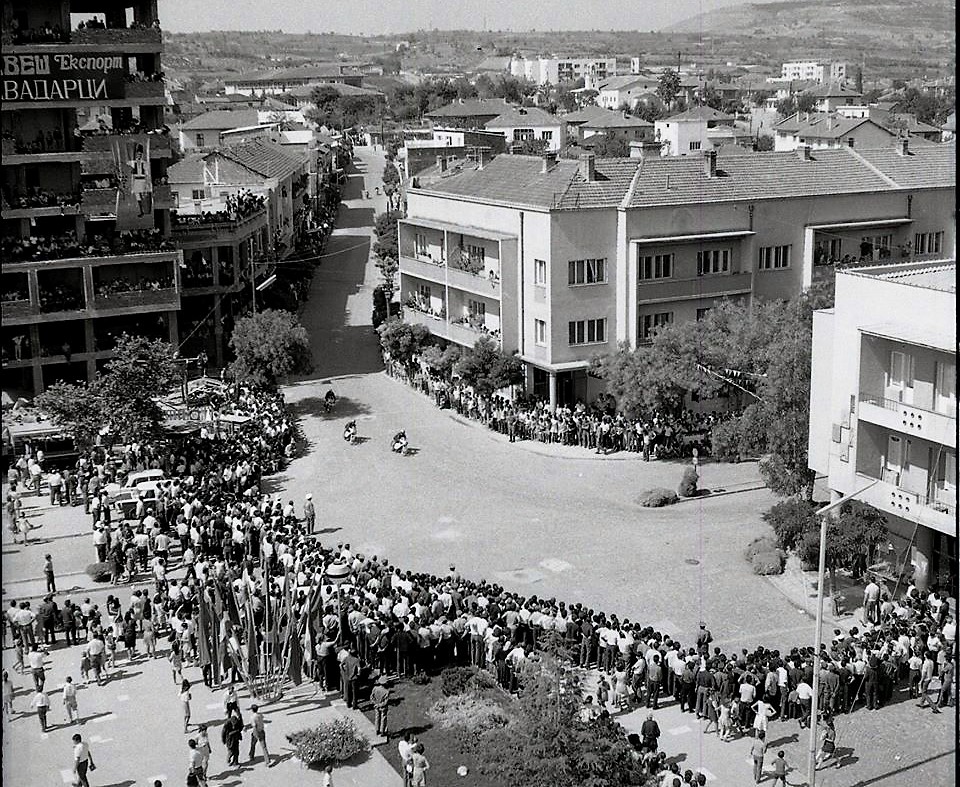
left=3, top=146, right=953, bottom=787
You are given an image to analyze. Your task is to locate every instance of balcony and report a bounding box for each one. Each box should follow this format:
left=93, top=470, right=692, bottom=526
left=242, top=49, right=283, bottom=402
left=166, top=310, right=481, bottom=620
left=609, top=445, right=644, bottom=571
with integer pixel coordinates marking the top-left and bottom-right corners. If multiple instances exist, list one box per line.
left=81, top=188, right=117, bottom=218
left=171, top=208, right=268, bottom=242
left=403, top=308, right=494, bottom=349
left=123, top=81, right=165, bottom=100
left=636, top=271, right=753, bottom=303
left=71, top=27, right=162, bottom=48
left=82, top=135, right=173, bottom=159
left=1, top=299, right=38, bottom=321
left=92, top=288, right=179, bottom=312
left=854, top=472, right=957, bottom=536
left=858, top=392, right=956, bottom=449
left=400, top=255, right=502, bottom=299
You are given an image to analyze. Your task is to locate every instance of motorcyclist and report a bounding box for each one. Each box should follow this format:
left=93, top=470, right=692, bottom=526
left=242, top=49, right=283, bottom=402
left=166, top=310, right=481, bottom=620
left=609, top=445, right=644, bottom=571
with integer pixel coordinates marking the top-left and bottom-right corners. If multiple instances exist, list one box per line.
left=391, top=431, right=408, bottom=454
left=323, top=390, right=337, bottom=412
left=343, top=420, right=357, bottom=443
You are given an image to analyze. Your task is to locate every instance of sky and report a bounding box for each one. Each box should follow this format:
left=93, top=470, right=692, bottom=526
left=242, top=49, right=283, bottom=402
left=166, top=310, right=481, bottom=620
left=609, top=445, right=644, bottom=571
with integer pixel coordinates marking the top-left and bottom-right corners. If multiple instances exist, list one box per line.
left=159, top=0, right=762, bottom=35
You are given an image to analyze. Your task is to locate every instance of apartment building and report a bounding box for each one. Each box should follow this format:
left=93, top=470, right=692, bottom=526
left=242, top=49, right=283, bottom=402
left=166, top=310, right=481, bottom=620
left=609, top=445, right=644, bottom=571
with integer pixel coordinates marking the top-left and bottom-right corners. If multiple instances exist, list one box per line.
left=773, top=113, right=899, bottom=152
left=809, top=261, right=956, bottom=591
left=398, top=145, right=955, bottom=409
left=2, top=0, right=181, bottom=397
left=510, top=56, right=617, bottom=86
left=222, top=64, right=365, bottom=96
left=653, top=106, right=737, bottom=156
left=780, top=61, right=855, bottom=83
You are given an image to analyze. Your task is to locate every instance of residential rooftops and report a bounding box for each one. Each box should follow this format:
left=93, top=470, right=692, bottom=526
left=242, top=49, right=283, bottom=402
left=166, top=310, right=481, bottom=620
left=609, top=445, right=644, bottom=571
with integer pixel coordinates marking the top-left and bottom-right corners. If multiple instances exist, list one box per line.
left=424, top=98, right=514, bottom=119
left=844, top=260, right=956, bottom=294
left=580, top=111, right=653, bottom=129
left=180, top=109, right=260, bottom=131
left=662, top=106, right=733, bottom=122
left=484, top=106, right=561, bottom=128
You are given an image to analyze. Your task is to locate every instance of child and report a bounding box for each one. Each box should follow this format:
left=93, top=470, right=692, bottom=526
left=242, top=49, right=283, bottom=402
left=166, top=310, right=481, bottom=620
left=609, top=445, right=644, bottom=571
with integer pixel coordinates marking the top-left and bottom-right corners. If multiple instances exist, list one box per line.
left=718, top=698, right=733, bottom=741
left=596, top=676, right=610, bottom=710
left=771, top=750, right=788, bottom=787
left=2, top=670, right=14, bottom=716
left=169, top=642, right=183, bottom=684
left=196, top=724, right=211, bottom=778
left=321, top=764, right=334, bottom=787
left=104, top=630, right=117, bottom=669
left=80, top=650, right=91, bottom=685
left=63, top=675, right=78, bottom=724
left=729, top=698, right=741, bottom=737
left=180, top=678, right=192, bottom=732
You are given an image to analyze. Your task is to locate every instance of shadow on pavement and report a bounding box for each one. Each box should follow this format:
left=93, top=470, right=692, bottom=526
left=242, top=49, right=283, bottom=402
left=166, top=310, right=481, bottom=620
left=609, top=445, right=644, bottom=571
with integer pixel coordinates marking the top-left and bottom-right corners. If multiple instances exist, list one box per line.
left=336, top=204, right=376, bottom=229
left=99, top=781, right=136, bottom=787
left=287, top=395, right=372, bottom=421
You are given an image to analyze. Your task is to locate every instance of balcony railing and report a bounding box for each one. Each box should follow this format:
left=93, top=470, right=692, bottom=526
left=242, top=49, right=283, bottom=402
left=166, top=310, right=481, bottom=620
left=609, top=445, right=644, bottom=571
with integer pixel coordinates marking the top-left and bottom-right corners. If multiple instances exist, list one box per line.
left=859, top=391, right=955, bottom=419
left=92, top=288, right=178, bottom=310
left=636, top=271, right=753, bottom=301
left=70, top=27, right=162, bottom=46
left=403, top=307, right=498, bottom=348
left=82, top=135, right=173, bottom=158
left=1, top=299, right=37, bottom=320
left=400, top=254, right=501, bottom=298
left=858, top=390, right=957, bottom=448
left=123, top=81, right=165, bottom=100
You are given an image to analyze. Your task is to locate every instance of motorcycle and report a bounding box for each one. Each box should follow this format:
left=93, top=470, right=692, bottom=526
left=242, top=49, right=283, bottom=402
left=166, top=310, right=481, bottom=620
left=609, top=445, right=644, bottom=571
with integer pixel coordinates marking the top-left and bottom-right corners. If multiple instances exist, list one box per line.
left=322, top=391, right=337, bottom=413
left=391, top=431, right=409, bottom=456
left=343, top=421, right=358, bottom=444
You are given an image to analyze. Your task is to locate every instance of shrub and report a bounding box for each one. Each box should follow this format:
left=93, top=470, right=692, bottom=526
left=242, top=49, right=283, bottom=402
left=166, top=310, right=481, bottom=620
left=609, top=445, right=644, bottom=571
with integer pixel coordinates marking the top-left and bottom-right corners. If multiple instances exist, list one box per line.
left=745, top=535, right=778, bottom=561
left=411, top=671, right=431, bottom=685
left=763, top=499, right=817, bottom=552
left=440, top=666, right=479, bottom=697
left=372, top=285, right=388, bottom=330
left=85, top=562, right=112, bottom=582
left=677, top=466, right=699, bottom=497
left=427, top=692, right=510, bottom=735
left=751, top=549, right=786, bottom=575
left=638, top=488, right=678, bottom=507
left=287, top=717, right=370, bottom=768
left=798, top=529, right=821, bottom=570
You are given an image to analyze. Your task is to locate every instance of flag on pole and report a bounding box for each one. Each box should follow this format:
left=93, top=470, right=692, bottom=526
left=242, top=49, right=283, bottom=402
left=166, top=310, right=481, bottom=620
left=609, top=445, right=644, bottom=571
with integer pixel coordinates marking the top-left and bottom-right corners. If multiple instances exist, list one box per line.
left=197, top=591, right=213, bottom=668
left=247, top=609, right=259, bottom=679
left=287, top=623, right=303, bottom=685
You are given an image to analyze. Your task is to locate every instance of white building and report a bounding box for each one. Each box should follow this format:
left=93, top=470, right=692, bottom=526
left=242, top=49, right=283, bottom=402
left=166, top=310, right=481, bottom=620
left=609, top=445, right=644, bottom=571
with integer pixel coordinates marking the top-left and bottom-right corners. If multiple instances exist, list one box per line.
left=509, top=56, right=617, bottom=86
left=654, top=106, right=736, bottom=156
left=484, top=106, right=566, bottom=153
left=781, top=61, right=855, bottom=84
left=809, top=260, right=956, bottom=591
left=595, top=75, right=660, bottom=110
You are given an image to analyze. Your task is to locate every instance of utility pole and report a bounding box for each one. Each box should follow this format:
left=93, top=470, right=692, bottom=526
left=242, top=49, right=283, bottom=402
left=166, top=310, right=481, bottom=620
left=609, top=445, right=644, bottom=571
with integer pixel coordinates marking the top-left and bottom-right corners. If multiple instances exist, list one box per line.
left=250, top=256, right=257, bottom=315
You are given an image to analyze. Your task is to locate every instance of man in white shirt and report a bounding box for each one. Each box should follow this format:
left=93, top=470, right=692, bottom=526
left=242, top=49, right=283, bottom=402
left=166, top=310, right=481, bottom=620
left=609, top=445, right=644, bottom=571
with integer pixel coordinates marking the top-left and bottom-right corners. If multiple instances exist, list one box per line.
left=73, top=733, right=93, bottom=787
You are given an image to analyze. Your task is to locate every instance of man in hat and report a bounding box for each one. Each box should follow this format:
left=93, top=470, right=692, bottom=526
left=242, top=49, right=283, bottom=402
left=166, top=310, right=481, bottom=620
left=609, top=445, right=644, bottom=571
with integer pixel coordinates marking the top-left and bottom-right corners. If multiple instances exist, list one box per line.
left=370, top=675, right=392, bottom=737
left=697, top=622, right=712, bottom=656
left=304, top=494, right=315, bottom=535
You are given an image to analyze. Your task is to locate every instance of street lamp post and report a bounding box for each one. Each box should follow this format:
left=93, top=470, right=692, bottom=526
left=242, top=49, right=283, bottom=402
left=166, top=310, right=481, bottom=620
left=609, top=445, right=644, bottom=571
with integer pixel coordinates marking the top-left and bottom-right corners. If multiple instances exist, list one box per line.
left=325, top=561, right=352, bottom=645
left=806, top=480, right=879, bottom=787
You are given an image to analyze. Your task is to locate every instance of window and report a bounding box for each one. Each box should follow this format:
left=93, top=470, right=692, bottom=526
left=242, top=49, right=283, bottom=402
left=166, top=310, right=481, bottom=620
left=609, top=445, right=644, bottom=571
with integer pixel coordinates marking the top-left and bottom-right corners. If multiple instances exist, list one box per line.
left=640, top=312, right=673, bottom=340
left=696, top=307, right=711, bottom=321
left=414, top=232, right=429, bottom=258
left=638, top=254, right=673, bottom=281
left=689, top=140, right=702, bottom=151
left=914, top=231, right=944, bottom=255
left=567, top=258, right=607, bottom=285
left=514, top=128, right=534, bottom=142
left=888, top=350, right=915, bottom=392
left=534, top=259, right=547, bottom=285
left=758, top=245, right=792, bottom=270
left=417, top=284, right=432, bottom=301
left=534, top=319, right=547, bottom=346
left=697, top=249, right=730, bottom=275
left=815, top=238, right=842, bottom=262
left=541, top=130, right=553, bottom=141
left=195, top=133, right=205, bottom=147
left=467, top=299, right=486, bottom=318
left=568, top=318, right=607, bottom=345
left=466, top=244, right=485, bottom=266
left=935, top=361, right=957, bottom=416
left=191, top=189, right=205, bottom=200
left=847, top=137, right=855, bottom=147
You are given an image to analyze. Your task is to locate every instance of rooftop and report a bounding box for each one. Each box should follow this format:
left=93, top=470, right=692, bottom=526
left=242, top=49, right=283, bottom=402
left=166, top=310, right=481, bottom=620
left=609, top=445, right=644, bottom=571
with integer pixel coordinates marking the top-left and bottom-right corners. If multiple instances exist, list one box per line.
left=180, top=109, right=259, bottom=131
left=219, top=138, right=303, bottom=180
left=806, top=82, right=863, bottom=99
left=562, top=105, right=615, bottom=124
left=425, top=98, right=514, bottom=119
left=595, top=75, right=658, bottom=92
left=580, top=111, right=653, bottom=129
left=223, top=64, right=365, bottom=84
left=661, top=106, right=733, bottom=123
left=484, top=106, right=561, bottom=128
left=844, top=260, right=956, bottom=294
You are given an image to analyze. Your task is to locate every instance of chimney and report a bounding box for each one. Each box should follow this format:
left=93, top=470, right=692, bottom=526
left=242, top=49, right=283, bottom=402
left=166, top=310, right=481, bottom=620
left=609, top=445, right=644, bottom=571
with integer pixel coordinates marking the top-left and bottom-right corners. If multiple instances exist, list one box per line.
left=703, top=149, right=717, bottom=177
left=579, top=152, right=596, bottom=182
left=826, top=115, right=833, bottom=131
left=437, top=155, right=447, bottom=172
left=477, top=149, right=485, bottom=170
left=896, top=137, right=909, bottom=156
left=797, top=145, right=812, bottom=161
left=541, top=150, right=558, bottom=173
left=629, top=140, right=644, bottom=159
left=665, top=174, right=671, bottom=190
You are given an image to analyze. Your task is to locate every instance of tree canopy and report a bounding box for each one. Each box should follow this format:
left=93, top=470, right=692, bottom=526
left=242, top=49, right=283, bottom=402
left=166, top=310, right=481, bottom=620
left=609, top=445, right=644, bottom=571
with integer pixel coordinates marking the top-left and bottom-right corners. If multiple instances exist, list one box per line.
left=456, top=336, right=524, bottom=396
left=656, top=70, right=681, bottom=108
left=228, top=309, right=313, bottom=389
left=304, top=85, right=381, bottom=129
left=377, top=319, right=430, bottom=367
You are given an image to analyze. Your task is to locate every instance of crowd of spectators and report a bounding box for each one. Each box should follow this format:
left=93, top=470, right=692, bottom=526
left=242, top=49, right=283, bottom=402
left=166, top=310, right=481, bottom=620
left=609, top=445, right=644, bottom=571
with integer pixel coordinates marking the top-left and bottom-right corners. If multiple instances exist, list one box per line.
left=124, top=71, right=165, bottom=84
left=173, top=192, right=267, bottom=228
left=386, top=357, right=722, bottom=458
left=93, top=274, right=176, bottom=297
left=3, top=19, right=67, bottom=44
left=2, top=284, right=30, bottom=303
left=2, top=230, right=175, bottom=262
left=39, top=284, right=84, bottom=314
left=2, top=187, right=81, bottom=210
left=3, top=382, right=954, bottom=784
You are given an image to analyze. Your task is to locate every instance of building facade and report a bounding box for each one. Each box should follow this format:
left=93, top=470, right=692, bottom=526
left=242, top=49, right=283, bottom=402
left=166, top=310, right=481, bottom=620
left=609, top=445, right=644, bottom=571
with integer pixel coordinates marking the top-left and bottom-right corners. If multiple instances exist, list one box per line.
left=398, top=146, right=955, bottom=410
left=2, top=0, right=182, bottom=396
left=510, top=56, right=617, bottom=86
left=808, top=261, right=956, bottom=591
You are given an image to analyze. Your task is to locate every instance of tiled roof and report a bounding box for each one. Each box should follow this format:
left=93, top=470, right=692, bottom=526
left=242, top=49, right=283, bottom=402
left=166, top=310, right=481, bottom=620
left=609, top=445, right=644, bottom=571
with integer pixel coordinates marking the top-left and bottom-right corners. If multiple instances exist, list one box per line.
left=180, top=109, right=259, bottom=130
left=166, top=152, right=206, bottom=185
left=283, top=82, right=384, bottom=99
left=562, top=105, right=615, bottom=124
left=874, top=262, right=956, bottom=293
left=663, top=106, right=733, bottom=122
left=224, top=64, right=364, bottom=84
left=581, top=111, right=653, bottom=129
left=626, top=148, right=899, bottom=208
left=484, top=106, right=562, bottom=128
left=425, top=98, right=514, bottom=118
left=596, top=75, right=658, bottom=92
left=796, top=116, right=892, bottom=140
left=219, top=139, right=302, bottom=180
left=806, top=82, right=862, bottom=99
left=885, top=114, right=941, bottom=134
left=419, top=154, right=640, bottom=210
left=851, top=145, right=957, bottom=189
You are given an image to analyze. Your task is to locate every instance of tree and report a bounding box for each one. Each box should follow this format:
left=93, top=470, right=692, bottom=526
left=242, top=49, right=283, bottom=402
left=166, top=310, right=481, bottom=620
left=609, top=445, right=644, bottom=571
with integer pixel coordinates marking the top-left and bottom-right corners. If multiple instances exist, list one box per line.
left=589, top=136, right=631, bottom=158
left=421, top=343, right=462, bottom=378
left=456, top=336, right=524, bottom=396
left=656, top=69, right=681, bottom=108
left=751, top=90, right=772, bottom=108
left=795, top=92, right=818, bottom=114
left=377, top=319, right=430, bottom=367
left=34, top=381, right=105, bottom=450
left=775, top=96, right=797, bottom=118
left=635, top=101, right=664, bottom=123
left=229, top=309, right=313, bottom=389
left=755, top=134, right=775, bottom=151
left=514, top=137, right=548, bottom=155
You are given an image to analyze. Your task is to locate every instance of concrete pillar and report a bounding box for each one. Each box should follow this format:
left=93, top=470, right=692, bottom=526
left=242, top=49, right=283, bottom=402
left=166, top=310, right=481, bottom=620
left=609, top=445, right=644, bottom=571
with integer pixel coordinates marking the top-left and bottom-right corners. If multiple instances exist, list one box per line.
left=213, top=295, right=224, bottom=369
left=524, top=363, right=534, bottom=396
left=29, top=325, right=42, bottom=393
left=548, top=371, right=558, bottom=412
left=911, top=526, right=934, bottom=592
left=26, top=270, right=40, bottom=308
left=167, top=310, right=179, bottom=346
left=211, top=245, right=220, bottom=288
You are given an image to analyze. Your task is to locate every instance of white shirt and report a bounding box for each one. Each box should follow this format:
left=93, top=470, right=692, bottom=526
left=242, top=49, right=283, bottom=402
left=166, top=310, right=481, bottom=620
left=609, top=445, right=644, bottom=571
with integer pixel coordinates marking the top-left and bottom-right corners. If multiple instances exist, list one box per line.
left=74, top=741, right=90, bottom=764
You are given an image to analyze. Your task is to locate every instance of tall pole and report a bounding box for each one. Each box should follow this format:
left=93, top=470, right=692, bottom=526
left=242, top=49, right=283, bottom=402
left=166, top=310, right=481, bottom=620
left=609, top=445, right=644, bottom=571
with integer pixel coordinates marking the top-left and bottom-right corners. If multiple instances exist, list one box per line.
left=250, top=256, right=257, bottom=315
left=807, top=481, right=879, bottom=787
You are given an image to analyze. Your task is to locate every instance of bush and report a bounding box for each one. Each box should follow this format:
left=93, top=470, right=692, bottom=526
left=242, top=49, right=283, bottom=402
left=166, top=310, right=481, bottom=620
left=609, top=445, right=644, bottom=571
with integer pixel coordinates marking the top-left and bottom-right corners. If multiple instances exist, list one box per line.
left=85, top=562, right=112, bottom=582
left=372, top=285, right=388, bottom=330
left=440, top=666, right=479, bottom=697
left=427, top=692, right=510, bottom=734
left=677, top=466, right=699, bottom=497
left=638, top=488, right=679, bottom=507
left=751, top=549, right=786, bottom=575
left=745, top=535, right=778, bottom=561
left=798, top=529, right=821, bottom=570
left=287, top=717, right=370, bottom=768
left=763, top=499, right=817, bottom=552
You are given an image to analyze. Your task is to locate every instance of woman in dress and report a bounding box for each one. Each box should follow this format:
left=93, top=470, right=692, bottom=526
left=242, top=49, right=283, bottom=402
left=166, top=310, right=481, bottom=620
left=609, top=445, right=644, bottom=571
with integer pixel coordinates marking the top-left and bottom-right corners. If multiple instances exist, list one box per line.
left=180, top=678, right=192, bottom=732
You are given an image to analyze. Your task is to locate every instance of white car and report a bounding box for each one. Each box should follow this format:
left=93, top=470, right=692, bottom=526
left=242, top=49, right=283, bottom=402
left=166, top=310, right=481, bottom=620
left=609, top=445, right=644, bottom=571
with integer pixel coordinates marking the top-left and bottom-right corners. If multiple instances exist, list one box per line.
left=105, top=470, right=166, bottom=517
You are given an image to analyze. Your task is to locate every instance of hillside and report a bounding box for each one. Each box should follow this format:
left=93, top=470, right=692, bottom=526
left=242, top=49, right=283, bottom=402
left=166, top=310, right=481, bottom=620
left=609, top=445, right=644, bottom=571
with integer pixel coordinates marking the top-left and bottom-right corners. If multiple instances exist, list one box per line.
left=667, top=0, right=954, bottom=49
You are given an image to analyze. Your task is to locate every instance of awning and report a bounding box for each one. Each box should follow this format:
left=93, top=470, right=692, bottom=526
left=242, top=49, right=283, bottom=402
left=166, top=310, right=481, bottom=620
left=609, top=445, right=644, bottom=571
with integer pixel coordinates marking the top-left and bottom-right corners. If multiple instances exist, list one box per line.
left=859, top=323, right=953, bottom=354
left=632, top=230, right=754, bottom=244
left=400, top=217, right=517, bottom=241
left=806, top=218, right=912, bottom=230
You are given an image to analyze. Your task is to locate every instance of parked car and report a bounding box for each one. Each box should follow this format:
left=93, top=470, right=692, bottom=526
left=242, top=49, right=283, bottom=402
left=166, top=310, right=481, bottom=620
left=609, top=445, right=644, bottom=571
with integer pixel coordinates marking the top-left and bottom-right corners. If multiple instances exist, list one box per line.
left=104, top=469, right=165, bottom=519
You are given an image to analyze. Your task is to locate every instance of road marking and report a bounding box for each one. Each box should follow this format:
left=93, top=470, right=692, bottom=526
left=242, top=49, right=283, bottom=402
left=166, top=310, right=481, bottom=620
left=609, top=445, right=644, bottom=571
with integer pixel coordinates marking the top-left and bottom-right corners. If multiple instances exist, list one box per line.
left=539, top=558, right=572, bottom=573
left=205, top=702, right=221, bottom=710
left=60, top=769, right=75, bottom=783
left=432, top=528, right=462, bottom=541
left=116, top=694, right=129, bottom=701
left=92, top=713, right=115, bottom=724
left=89, top=735, right=113, bottom=743
left=668, top=725, right=692, bottom=735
